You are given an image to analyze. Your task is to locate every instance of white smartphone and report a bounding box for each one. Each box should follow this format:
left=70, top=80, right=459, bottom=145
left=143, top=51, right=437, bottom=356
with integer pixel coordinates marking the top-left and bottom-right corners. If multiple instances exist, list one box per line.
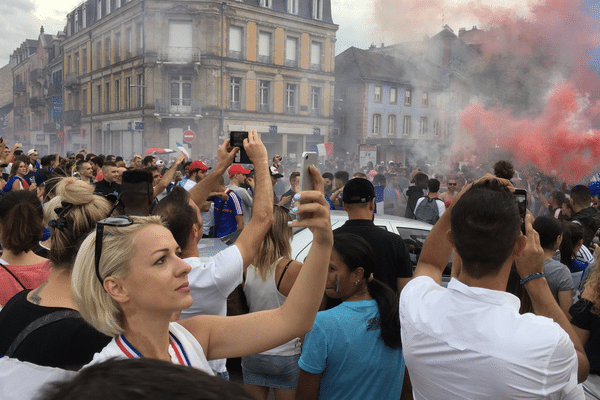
left=299, top=151, right=319, bottom=193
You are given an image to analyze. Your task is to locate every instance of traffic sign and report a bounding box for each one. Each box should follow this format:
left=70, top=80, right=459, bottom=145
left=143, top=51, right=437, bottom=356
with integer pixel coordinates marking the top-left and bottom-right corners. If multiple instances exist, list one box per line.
left=183, top=130, right=196, bottom=143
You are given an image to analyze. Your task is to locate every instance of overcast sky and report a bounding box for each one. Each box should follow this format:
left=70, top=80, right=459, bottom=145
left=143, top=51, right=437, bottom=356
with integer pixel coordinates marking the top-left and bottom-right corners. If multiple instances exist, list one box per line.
left=1, top=0, right=527, bottom=67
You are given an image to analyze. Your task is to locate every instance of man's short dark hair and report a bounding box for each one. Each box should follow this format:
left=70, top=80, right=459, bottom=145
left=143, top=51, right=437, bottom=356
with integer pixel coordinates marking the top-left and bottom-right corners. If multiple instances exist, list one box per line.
left=414, top=173, right=428, bottom=185
left=428, top=179, right=440, bottom=193
left=40, top=155, right=52, bottom=167
left=571, top=185, right=591, bottom=208
left=493, top=160, right=515, bottom=180
left=373, top=174, right=386, bottom=186
left=533, top=215, right=563, bottom=250
left=143, top=155, right=155, bottom=166
left=152, top=186, right=198, bottom=250
left=322, top=172, right=334, bottom=180
left=289, top=171, right=300, bottom=184
left=91, top=156, right=104, bottom=168
left=13, top=149, right=23, bottom=156
left=334, top=171, right=349, bottom=185
left=450, top=180, right=520, bottom=279
left=75, top=159, right=87, bottom=172
left=38, top=358, right=255, bottom=400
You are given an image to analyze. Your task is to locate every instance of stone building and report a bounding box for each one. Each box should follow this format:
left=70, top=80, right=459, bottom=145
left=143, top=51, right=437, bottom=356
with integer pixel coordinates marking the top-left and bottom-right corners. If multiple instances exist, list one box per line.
left=61, top=0, right=337, bottom=160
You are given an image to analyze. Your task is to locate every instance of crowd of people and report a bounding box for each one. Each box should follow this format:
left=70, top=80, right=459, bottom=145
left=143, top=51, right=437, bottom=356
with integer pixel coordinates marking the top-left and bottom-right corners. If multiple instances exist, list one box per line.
left=1, top=134, right=600, bottom=399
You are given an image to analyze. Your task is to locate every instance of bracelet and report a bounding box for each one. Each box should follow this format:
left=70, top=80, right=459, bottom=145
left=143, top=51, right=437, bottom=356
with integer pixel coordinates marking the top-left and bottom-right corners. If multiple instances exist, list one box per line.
left=520, top=272, right=545, bottom=285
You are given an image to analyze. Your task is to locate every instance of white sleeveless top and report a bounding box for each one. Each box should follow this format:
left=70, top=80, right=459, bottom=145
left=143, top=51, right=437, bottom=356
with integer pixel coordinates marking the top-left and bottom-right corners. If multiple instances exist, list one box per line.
left=244, top=257, right=302, bottom=356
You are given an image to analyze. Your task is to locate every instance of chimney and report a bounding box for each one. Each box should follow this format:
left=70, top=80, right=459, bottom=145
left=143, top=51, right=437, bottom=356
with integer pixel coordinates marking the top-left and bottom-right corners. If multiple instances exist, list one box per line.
left=459, top=27, right=466, bottom=37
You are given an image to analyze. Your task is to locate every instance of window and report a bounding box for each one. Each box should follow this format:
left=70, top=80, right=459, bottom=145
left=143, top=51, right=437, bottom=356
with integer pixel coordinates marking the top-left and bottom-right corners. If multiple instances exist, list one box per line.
left=311, top=87, right=320, bottom=115
left=258, top=32, right=271, bottom=63
left=82, top=89, right=87, bottom=115
left=422, top=92, right=428, bottom=107
left=95, top=40, right=101, bottom=69
left=259, top=80, right=270, bottom=112
left=229, top=26, right=243, bottom=59
left=114, top=80, right=120, bottom=111
left=104, top=35, right=111, bottom=66
left=420, top=117, right=428, bottom=135
left=82, top=4, right=87, bottom=28
left=74, top=52, right=79, bottom=74
left=82, top=49, right=87, bottom=74
left=96, top=85, right=102, bottom=113
left=260, top=0, right=272, bottom=7
left=372, top=114, right=381, bottom=135
left=285, top=37, right=298, bottom=67
left=136, top=74, right=143, bottom=108
left=125, top=77, right=131, bottom=109
left=288, top=0, right=299, bottom=14
left=74, top=12, right=79, bottom=33
left=117, top=0, right=121, bottom=7
left=374, top=85, right=382, bottom=102
left=403, top=115, right=411, bottom=136
left=310, top=42, right=321, bottom=71
left=125, top=28, right=132, bottom=58
left=97, top=0, right=102, bottom=20
left=106, top=0, right=111, bottom=14
left=170, top=74, right=192, bottom=106
left=405, top=89, right=412, bottom=106
left=136, top=23, right=143, bottom=54
left=114, top=32, right=121, bottom=62
left=286, top=84, right=297, bottom=114
left=230, top=77, right=241, bottom=110
left=105, top=82, right=110, bottom=112
left=390, top=87, right=397, bottom=104
left=312, top=0, right=323, bottom=19
left=433, top=118, right=440, bottom=137
left=387, top=114, right=396, bottom=136
left=67, top=55, right=72, bottom=74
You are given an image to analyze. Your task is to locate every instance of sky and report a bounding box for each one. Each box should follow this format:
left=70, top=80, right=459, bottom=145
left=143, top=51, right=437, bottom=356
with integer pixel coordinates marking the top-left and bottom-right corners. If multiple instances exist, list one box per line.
left=0, top=0, right=525, bottom=67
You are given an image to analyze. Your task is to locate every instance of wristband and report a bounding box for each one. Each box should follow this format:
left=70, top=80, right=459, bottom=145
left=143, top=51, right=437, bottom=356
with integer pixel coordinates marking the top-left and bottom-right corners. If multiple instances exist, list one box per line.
left=520, top=272, right=545, bottom=285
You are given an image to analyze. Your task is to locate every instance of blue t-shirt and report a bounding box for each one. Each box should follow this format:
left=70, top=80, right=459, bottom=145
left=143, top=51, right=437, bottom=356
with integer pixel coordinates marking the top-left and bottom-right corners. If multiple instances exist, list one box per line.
left=299, top=300, right=405, bottom=400
left=213, top=189, right=243, bottom=237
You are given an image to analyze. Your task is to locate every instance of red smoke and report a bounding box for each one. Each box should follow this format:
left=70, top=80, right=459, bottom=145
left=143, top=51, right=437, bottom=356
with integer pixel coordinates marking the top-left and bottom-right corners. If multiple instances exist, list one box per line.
left=456, top=83, right=600, bottom=183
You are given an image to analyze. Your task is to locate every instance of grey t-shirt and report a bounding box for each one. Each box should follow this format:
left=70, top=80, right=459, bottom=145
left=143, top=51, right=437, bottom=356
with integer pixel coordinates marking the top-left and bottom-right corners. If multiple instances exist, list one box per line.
left=544, top=258, right=575, bottom=302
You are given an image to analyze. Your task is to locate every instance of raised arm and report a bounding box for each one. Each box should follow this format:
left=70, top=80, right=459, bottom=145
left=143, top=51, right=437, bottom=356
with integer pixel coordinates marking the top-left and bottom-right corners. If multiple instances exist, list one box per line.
left=517, top=212, right=589, bottom=383
left=181, top=166, right=333, bottom=361
left=153, top=155, right=185, bottom=197
left=1, top=142, right=20, bottom=165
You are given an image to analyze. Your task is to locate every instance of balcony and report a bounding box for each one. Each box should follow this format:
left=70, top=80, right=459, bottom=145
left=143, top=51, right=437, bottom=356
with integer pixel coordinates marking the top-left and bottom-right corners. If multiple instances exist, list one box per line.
left=29, top=97, right=45, bottom=109
left=157, top=47, right=200, bottom=64
left=30, top=69, right=44, bottom=85
left=64, top=110, right=81, bottom=127
left=64, top=73, right=80, bottom=90
left=155, top=99, right=202, bottom=115
left=13, top=82, right=25, bottom=94
left=43, top=122, right=59, bottom=133
left=45, top=82, right=62, bottom=98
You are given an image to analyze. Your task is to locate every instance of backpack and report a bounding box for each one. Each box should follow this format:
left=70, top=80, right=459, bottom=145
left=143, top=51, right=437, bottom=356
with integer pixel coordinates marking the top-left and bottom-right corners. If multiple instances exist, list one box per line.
left=415, top=197, right=440, bottom=225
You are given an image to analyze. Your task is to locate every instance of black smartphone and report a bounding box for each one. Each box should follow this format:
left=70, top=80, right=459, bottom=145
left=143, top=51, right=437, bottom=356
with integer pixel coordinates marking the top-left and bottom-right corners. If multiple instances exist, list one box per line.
left=230, top=131, right=251, bottom=164
left=514, top=189, right=527, bottom=233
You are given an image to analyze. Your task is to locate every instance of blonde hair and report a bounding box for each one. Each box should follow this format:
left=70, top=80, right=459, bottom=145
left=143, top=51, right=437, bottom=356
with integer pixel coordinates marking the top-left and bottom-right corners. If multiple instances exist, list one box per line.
left=71, top=216, right=164, bottom=337
left=47, top=177, right=112, bottom=270
left=254, top=205, right=293, bottom=281
left=582, top=257, right=600, bottom=315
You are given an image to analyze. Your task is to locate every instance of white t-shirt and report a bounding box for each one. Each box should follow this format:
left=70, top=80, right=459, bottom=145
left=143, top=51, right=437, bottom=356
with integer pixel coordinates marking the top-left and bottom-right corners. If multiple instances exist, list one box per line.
left=400, top=276, right=580, bottom=399
left=84, top=322, right=213, bottom=375
left=183, top=179, right=215, bottom=235
left=180, top=245, right=244, bottom=373
left=0, top=356, right=75, bottom=400
left=183, top=179, right=197, bottom=192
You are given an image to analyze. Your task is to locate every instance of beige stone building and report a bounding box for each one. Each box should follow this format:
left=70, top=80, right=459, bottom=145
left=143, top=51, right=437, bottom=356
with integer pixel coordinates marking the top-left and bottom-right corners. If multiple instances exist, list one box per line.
left=61, top=0, right=337, bottom=160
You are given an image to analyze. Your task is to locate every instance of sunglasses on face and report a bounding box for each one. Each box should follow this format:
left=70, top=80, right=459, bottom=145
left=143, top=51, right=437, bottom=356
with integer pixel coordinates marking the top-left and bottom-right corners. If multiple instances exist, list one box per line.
left=447, top=183, right=457, bottom=186
left=94, top=216, right=134, bottom=284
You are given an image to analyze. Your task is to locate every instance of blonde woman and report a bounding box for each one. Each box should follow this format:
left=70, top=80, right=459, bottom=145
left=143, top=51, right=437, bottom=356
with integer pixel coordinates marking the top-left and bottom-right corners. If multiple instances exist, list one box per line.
left=241, top=205, right=304, bottom=400
left=0, top=178, right=111, bottom=368
left=71, top=137, right=332, bottom=374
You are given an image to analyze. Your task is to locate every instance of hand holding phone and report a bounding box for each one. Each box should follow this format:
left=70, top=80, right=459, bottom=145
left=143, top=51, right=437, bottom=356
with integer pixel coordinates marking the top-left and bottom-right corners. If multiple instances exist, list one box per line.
left=230, top=131, right=250, bottom=164
left=299, top=152, right=318, bottom=193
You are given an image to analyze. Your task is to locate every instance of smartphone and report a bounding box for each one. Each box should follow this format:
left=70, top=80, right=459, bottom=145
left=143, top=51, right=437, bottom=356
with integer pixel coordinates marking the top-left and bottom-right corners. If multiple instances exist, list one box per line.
left=230, top=131, right=250, bottom=164
left=299, top=152, right=319, bottom=192
left=514, top=189, right=527, bottom=233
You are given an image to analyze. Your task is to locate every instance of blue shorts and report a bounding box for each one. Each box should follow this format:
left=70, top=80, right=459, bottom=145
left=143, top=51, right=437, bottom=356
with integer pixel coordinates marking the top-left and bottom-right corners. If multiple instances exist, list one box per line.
left=241, top=354, right=300, bottom=390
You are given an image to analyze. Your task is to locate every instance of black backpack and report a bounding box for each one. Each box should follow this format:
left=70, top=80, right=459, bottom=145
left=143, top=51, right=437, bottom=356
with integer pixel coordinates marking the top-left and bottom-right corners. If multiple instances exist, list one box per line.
left=415, top=197, right=440, bottom=225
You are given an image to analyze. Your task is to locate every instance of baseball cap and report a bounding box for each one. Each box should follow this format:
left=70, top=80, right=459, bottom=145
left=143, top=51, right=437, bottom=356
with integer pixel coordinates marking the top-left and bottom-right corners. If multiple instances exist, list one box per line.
left=189, top=160, right=211, bottom=171
left=342, top=178, right=375, bottom=204
left=28, top=149, right=37, bottom=156
left=156, top=160, right=164, bottom=166
left=228, top=164, right=251, bottom=178
left=270, top=166, right=283, bottom=179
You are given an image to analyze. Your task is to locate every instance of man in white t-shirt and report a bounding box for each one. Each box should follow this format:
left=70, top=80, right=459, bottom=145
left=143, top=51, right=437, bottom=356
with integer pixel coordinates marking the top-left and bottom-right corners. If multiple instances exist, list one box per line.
left=400, top=175, right=588, bottom=399
left=183, top=160, right=211, bottom=191
left=153, top=131, right=274, bottom=379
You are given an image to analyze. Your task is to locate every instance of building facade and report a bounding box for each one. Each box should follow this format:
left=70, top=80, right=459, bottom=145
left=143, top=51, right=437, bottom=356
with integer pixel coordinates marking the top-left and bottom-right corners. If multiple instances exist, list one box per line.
left=60, top=0, right=337, bottom=161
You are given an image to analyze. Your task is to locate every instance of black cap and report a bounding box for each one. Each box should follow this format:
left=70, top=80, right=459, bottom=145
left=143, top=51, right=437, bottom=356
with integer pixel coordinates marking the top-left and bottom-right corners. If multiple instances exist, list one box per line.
left=343, top=178, right=375, bottom=204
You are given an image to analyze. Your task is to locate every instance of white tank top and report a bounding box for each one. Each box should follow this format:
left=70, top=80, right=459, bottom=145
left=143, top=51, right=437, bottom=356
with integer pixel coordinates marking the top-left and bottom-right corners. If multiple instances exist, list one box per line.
left=244, top=257, right=301, bottom=356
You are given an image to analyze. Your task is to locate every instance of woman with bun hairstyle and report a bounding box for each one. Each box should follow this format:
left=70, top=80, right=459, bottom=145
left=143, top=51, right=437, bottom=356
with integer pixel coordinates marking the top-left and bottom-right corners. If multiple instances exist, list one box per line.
left=0, top=190, right=50, bottom=306
left=0, top=178, right=111, bottom=369
left=296, top=232, right=406, bottom=400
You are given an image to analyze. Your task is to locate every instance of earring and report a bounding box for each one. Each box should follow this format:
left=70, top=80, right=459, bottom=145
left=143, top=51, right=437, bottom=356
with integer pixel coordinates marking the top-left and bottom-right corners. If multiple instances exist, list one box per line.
left=354, top=280, right=359, bottom=286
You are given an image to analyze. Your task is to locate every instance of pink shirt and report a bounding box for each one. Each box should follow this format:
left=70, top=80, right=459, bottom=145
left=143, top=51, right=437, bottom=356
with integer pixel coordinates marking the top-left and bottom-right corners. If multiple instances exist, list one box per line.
left=0, top=261, right=51, bottom=306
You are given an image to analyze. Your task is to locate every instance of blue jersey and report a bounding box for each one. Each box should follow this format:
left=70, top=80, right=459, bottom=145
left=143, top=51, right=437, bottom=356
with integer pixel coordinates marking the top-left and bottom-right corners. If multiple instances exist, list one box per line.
left=213, top=189, right=243, bottom=237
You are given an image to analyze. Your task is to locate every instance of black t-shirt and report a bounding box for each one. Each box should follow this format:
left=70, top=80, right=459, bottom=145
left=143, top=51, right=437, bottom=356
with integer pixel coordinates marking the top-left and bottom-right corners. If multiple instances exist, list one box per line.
left=334, top=219, right=413, bottom=290
left=0, top=290, right=111, bottom=370
left=94, top=179, right=121, bottom=197
left=570, top=298, right=600, bottom=375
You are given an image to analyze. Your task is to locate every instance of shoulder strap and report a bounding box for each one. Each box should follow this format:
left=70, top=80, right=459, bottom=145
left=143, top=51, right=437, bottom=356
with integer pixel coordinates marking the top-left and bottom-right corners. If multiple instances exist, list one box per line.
left=5, top=310, right=81, bottom=357
left=277, top=259, right=294, bottom=291
left=0, top=262, right=26, bottom=290
left=213, top=198, right=226, bottom=237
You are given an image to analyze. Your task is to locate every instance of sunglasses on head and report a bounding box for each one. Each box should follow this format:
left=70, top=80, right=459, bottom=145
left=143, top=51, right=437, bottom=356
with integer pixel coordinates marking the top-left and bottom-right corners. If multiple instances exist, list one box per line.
left=94, top=216, right=133, bottom=284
